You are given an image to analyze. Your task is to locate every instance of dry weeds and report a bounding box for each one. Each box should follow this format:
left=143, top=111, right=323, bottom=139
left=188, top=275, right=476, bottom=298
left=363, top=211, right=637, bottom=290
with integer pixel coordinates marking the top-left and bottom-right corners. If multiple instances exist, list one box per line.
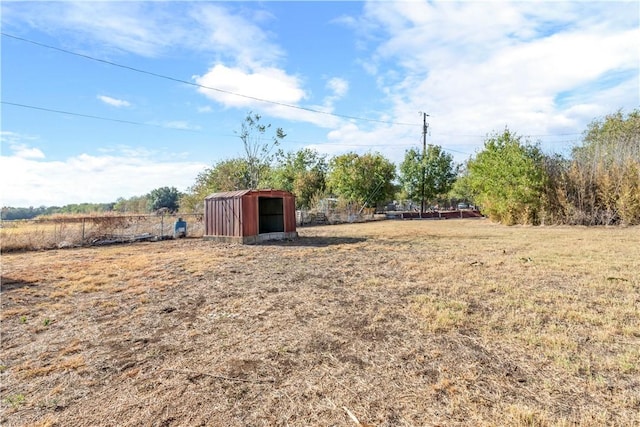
left=1, top=219, right=639, bottom=426
left=0, top=215, right=204, bottom=252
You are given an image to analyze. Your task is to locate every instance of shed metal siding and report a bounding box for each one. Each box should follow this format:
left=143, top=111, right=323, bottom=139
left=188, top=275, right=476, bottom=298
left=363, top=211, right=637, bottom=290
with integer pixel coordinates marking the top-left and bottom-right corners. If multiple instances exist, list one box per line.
left=243, top=193, right=258, bottom=236
left=205, top=190, right=250, bottom=237
left=221, top=195, right=240, bottom=236
left=283, top=195, right=296, bottom=232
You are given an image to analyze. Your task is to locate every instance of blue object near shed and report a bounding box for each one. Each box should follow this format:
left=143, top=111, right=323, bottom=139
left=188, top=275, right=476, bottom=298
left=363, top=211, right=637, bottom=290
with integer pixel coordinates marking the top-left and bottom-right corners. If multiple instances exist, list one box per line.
left=174, top=218, right=187, bottom=238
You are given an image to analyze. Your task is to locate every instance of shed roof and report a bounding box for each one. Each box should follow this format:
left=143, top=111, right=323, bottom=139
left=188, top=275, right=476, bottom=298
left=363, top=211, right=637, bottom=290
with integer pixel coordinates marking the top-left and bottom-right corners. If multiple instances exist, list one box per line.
left=205, top=189, right=252, bottom=200
left=205, top=189, right=294, bottom=200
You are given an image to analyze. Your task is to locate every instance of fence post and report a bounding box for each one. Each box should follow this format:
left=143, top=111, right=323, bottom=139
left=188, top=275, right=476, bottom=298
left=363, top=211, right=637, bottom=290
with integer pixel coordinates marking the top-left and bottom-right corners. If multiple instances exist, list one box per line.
left=160, top=214, right=164, bottom=238
left=82, top=218, right=86, bottom=244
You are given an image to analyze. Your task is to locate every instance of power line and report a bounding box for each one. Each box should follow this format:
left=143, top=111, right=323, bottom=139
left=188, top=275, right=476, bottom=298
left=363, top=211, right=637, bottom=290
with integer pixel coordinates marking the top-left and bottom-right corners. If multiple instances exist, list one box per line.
left=432, top=132, right=581, bottom=138
left=304, top=137, right=474, bottom=156
left=2, top=32, right=586, bottom=154
left=2, top=100, right=470, bottom=152
left=1, top=32, right=418, bottom=127
left=525, top=132, right=582, bottom=137
left=1, top=101, right=199, bottom=131
left=4, top=99, right=481, bottom=158
left=2, top=101, right=575, bottom=157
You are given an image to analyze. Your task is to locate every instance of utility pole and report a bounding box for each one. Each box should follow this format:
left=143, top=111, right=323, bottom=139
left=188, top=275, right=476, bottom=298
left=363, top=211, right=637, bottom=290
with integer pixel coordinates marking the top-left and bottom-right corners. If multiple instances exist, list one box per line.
left=420, top=112, right=429, bottom=215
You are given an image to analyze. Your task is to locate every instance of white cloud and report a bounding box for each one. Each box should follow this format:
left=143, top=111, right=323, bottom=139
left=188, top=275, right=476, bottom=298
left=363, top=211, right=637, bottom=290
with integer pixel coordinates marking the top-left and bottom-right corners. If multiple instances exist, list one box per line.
left=304, top=121, right=417, bottom=165
left=327, top=78, right=349, bottom=98
left=2, top=2, right=280, bottom=60
left=0, top=131, right=46, bottom=160
left=3, top=0, right=637, bottom=170
left=0, top=130, right=36, bottom=145
left=189, top=4, right=283, bottom=68
left=2, top=2, right=180, bottom=57
left=0, top=133, right=206, bottom=207
left=322, top=77, right=349, bottom=110
left=329, top=1, right=640, bottom=163
left=194, top=65, right=306, bottom=107
left=188, top=5, right=352, bottom=128
left=0, top=150, right=207, bottom=207
left=192, top=64, right=341, bottom=127
left=160, top=121, right=202, bottom=131
left=11, top=145, right=46, bottom=160
left=2, top=1, right=350, bottom=129
left=97, top=95, right=131, bottom=108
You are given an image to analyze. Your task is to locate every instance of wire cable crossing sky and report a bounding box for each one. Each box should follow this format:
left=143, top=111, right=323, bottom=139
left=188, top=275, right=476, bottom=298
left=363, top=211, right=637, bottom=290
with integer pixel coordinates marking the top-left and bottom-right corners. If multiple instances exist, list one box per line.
left=2, top=32, right=418, bottom=127
left=1, top=1, right=638, bottom=207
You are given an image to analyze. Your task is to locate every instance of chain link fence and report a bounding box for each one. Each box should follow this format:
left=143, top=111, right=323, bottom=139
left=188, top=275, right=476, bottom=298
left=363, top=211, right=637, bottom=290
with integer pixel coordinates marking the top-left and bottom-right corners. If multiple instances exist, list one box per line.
left=296, top=208, right=385, bottom=226
left=1, top=214, right=204, bottom=252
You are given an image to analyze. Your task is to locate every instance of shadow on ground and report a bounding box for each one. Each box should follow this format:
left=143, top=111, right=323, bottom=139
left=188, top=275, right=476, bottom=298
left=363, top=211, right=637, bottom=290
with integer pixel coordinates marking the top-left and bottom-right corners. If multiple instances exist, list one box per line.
left=0, top=277, right=38, bottom=292
left=261, top=236, right=367, bottom=247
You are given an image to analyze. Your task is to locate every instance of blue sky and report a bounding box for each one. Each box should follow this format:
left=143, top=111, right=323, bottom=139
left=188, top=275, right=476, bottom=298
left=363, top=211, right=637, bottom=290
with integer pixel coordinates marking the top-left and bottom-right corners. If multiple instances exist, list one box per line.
left=1, top=1, right=638, bottom=207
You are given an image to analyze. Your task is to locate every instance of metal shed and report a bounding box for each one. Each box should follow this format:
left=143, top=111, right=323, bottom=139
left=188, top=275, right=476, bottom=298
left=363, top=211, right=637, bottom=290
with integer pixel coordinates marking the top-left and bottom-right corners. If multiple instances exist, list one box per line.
left=203, top=189, right=298, bottom=244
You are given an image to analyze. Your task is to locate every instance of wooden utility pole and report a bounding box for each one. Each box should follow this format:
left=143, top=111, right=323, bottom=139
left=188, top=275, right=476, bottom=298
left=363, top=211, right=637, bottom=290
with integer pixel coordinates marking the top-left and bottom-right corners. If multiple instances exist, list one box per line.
left=420, top=112, right=429, bottom=215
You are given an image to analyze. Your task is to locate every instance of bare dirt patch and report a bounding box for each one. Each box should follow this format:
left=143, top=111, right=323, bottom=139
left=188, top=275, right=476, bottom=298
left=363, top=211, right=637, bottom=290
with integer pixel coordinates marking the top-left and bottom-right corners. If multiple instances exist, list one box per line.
left=1, top=220, right=639, bottom=426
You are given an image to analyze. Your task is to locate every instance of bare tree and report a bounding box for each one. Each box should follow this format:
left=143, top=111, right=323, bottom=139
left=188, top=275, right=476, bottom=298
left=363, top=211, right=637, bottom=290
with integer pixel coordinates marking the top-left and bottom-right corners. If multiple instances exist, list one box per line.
left=236, top=112, right=286, bottom=189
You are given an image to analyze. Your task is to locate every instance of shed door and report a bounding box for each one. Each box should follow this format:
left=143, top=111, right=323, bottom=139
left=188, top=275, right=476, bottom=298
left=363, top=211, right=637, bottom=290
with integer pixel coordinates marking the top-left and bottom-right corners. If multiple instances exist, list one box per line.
left=258, top=197, right=284, bottom=233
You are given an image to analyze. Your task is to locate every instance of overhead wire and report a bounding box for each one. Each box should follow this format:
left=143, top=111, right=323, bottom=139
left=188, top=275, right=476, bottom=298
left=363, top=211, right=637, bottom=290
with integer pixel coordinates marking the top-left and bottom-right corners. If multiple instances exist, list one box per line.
left=1, top=32, right=418, bottom=127
left=1, top=100, right=578, bottom=158
left=3, top=100, right=574, bottom=158
left=1, top=32, right=584, bottom=153
left=2, top=100, right=473, bottom=156
left=1, top=101, right=199, bottom=132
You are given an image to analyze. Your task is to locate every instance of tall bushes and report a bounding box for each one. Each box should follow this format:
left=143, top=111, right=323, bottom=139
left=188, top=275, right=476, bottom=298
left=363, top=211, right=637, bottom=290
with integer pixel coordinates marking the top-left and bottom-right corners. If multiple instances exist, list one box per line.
left=561, top=110, right=640, bottom=225
left=464, top=129, right=547, bottom=225
left=462, top=111, right=639, bottom=226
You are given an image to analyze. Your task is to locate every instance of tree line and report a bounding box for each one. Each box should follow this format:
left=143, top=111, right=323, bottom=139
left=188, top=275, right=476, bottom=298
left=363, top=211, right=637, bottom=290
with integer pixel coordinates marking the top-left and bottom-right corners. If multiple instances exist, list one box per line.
left=179, top=112, right=458, bottom=214
left=1, top=203, right=115, bottom=220
left=3, top=110, right=637, bottom=226
left=1, top=188, right=181, bottom=220
left=181, top=110, right=639, bottom=226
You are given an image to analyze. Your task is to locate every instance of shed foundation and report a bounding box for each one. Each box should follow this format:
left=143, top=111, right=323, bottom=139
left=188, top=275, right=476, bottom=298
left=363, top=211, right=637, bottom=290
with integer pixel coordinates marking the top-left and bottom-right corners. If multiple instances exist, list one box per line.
left=203, top=231, right=298, bottom=245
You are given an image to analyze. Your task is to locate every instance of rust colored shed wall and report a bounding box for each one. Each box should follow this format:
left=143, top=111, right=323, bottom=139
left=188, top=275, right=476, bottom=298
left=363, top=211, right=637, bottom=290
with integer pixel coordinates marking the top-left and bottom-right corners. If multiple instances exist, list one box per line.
left=283, top=195, right=296, bottom=233
left=242, top=194, right=258, bottom=236
left=205, top=194, right=244, bottom=237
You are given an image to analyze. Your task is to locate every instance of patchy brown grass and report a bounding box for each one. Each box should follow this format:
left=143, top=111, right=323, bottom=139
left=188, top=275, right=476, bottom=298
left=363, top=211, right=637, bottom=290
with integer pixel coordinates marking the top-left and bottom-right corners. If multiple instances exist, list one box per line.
left=1, top=219, right=639, bottom=426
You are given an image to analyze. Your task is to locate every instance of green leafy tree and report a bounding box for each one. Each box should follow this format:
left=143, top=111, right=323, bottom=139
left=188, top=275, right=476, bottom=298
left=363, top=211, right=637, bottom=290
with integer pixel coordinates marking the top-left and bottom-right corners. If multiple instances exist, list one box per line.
left=327, top=152, right=396, bottom=207
left=466, top=128, right=547, bottom=225
left=147, top=186, right=181, bottom=213
left=180, top=158, right=251, bottom=212
left=269, top=148, right=327, bottom=208
left=1, top=206, right=55, bottom=220
left=58, top=203, right=114, bottom=214
left=449, top=164, right=475, bottom=205
left=114, top=195, right=149, bottom=213
left=237, top=112, right=286, bottom=189
left=399, top=145, right=457, bottom=210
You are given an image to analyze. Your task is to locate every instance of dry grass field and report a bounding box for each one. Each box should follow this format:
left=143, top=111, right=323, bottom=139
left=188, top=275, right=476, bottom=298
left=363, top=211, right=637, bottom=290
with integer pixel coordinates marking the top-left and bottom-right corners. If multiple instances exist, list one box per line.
left=1, top=219, right=639, bottom=426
